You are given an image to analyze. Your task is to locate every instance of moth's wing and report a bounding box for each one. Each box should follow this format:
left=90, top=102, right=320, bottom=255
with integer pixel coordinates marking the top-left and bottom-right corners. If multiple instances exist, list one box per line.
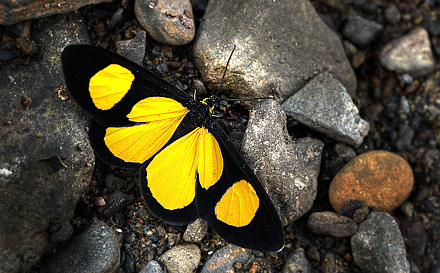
left=61, top=45, right=193, bottom=126
left=196, top=120, right=285, bottom=252
left=137, top=119, right=201, bottom=224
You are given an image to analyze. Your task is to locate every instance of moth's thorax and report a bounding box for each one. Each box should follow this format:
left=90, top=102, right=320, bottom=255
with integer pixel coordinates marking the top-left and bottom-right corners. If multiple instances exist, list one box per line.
left=185, top=99, right=213, bottom=128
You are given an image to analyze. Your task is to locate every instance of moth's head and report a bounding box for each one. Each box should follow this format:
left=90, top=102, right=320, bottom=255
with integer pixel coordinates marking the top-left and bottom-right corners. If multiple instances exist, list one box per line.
left=200, top=96, right=219, bottom=113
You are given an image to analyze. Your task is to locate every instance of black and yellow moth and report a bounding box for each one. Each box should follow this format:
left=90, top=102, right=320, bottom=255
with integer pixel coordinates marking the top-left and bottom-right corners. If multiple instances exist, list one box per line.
left=61, top=45, right=284, bottom=252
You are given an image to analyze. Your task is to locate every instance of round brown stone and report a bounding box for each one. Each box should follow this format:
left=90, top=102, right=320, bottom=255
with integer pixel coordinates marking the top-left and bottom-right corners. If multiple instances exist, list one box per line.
left=329, top=150, right=414, bottom=213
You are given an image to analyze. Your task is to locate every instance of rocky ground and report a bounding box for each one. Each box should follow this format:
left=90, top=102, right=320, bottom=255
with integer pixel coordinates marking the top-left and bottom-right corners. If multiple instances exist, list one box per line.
left=0, top=0, right=439, bottom=272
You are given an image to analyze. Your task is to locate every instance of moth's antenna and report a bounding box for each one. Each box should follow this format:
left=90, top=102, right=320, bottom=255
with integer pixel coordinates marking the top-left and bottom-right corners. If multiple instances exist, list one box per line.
left=219, top=97, right=275, bottom=102
left=214, top=45, right=236, bottom=97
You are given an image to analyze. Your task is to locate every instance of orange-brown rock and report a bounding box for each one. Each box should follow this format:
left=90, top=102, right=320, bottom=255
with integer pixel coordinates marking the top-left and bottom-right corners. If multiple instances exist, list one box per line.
left=329, top=150, right=413, bottom=213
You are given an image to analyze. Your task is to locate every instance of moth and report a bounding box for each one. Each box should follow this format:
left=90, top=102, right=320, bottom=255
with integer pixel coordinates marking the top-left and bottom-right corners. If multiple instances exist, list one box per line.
left=61, top=45, right=284, bottom=251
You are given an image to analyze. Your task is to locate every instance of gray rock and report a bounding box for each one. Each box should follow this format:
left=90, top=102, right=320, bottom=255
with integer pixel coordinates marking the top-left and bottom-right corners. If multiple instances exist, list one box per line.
left=193, top=0, right=357, bottom=102
left=183, top=218, right=209, bottom=243
left=281, top=73, right=369, bottom=146
left=283, top=248, right=313, bottom=273
left=343, top=15, right=383, bottom=47
left=140, top=261, right=164, bottom=273
left=101, top=191, right=135, bottom=218
left=0, top=14, right=94, bottom=273
left=116, top=30, right=147, bottom=66
left=200, top=244, right=252, bottom=273
left=42, top=221, right=120, bottom=273
left=380, top=27, right=434, bottom=77
left=160, top=244, right=201, bottom=273
left=308, top=211, right=358, bottom=237
left=241, top=100, right=324, bottom=225
left=351, top=212, right=410, bottom=273
left=135, top=0, right=195, bottom=45
left=0, top=0, right=111, bottom=25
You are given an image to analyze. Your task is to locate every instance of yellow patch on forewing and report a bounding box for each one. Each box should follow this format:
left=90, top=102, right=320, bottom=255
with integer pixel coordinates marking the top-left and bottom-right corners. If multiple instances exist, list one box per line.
left=89, top=64, right=135, bottom=110
left=127, top=97, right=189, bottom=122
left=104, top=115, right=185, bottom=163
left=215, top=180, right=260, bottom=227
left=147, top=127, right=223, bottom=210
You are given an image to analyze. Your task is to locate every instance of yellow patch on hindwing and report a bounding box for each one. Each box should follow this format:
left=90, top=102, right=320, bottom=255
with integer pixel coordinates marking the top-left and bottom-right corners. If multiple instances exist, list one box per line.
left=215, top=180, right=260, bottom=227
left=147, top=127, right=223, bottom=210
left=104, top=97, right=188, bottom=163
left=89, top=64, right=135, bottom=110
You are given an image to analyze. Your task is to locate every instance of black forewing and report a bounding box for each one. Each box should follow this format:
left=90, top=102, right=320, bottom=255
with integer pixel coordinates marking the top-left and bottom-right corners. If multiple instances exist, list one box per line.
left=196, top=120, right=285, bottom=252
left=61, top=45, right=194, bottom=127
left=62, top=45, right=197, bottom=170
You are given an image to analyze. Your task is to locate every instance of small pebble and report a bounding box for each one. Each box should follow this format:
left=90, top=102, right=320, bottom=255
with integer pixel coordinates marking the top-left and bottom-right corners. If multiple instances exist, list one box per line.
left=352, top=206, right=370, bottom=223
left=101, top=191, right=135, bottom=217
left=321, top=252, right=344, bottom=272
left=140, top=260, right=164, bottom=273
left=384, top=3, right=401, bottom=24
left=108, top=8, right=125, bottom=29
left=400, top=201, right=415, bottom=218
left=342, top=15, right=383, bottom=47
left=95, top=196, right=106, bottom=207
left=135, top=0, right=195, bottom=45
left=329, top=150, right=414, bottom=212
left=380, top=27, right=434, bottom=77
left=20, top=96, right=32, bottom=111
left=200, top=244, right=252, bottom=273
left=160, top=244, right=200, bottom=273
left=351, top=50, right=366, bottom=69
left=333, top=142, right=357, bottom=162
left=183, top=218, right=208, bottom=243
left=307, top=211, right=357, bottom=237
left=307, top=247, right=320, bottom=263
left=283, top=248, right=313, bottom=273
